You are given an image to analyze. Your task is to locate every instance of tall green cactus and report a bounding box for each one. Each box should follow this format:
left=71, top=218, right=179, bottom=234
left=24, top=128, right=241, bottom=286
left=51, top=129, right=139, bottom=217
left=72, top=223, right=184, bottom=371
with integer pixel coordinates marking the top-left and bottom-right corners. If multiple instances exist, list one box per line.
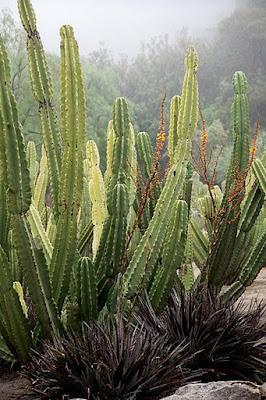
left=122, top=46, right=199, bottom=299
left=0, top=0, right=264, bottom=365
left=168, top=95, right=181, bottom=167
left=208, top=71, right=250, bottom=286
left=18, top=0, right=62, bottom=218
left=94, top=98, right=131, bottom=298
left=0, top=34, right=60, bottom=353
left=50, top=25, right=85, bottom=311
left=77, top=257, right=98, bottom=322
left=0, top=38, right=31, bottom=215
left=149, top=200, right=188, bottom=310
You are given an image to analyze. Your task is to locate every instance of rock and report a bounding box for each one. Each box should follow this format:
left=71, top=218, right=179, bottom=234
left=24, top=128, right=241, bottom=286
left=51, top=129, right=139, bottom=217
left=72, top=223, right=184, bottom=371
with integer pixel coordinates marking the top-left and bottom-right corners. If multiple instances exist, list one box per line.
left=162, top=381, right=261, bottom=400
left=260, top=383, right=266, bottom=398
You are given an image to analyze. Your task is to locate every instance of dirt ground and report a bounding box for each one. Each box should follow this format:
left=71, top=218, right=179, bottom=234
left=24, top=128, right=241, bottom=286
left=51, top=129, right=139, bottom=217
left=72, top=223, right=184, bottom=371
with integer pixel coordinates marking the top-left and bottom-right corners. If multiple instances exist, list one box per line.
left=244, top=268, right=266, bottom=305
left=0, top=269, right=265, bottom=399
left=0, top=369, right=32, bottom=399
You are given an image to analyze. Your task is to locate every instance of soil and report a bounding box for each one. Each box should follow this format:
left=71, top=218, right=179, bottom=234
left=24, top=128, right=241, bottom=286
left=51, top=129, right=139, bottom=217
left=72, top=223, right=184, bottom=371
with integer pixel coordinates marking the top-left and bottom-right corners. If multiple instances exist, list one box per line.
left=1, top=268, right=266, bottom=399
left=244, top=267, right=266, bottom=306
left=0, top=368, right=33, bottom=399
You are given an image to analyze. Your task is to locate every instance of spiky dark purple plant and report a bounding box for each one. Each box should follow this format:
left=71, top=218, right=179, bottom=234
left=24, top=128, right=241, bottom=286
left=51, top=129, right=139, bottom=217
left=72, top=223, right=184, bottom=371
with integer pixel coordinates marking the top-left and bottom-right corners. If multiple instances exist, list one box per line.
left=26, top=314, right=200, bottom=399
left=139, top=288, right=266, bottom=383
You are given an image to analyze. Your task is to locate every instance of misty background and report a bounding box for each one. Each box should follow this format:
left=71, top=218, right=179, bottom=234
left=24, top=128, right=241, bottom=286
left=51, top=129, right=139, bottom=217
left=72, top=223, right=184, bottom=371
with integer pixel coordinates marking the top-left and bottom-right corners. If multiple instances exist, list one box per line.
left=0, top=0, right=236, bottom=56
left=0, top=0, right=265, bottom=182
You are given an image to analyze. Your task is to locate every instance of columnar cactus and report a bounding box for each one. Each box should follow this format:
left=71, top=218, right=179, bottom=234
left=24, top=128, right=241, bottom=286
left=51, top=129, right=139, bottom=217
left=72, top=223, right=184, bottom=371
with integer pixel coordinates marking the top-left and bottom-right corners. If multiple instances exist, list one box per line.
left=208, top=71, right=250, bottom=286
left=0, top=34, right=59, bottom=360
left=86, top=140, right=107, bottom=259
left=0, top=0, right=264, bottom=366
left=18, top=0, right=62, bottom=218
left=104, top=120, right=115, bottom=187
left=149, top=200, right=188, bottom=310
left=50, top=25, right=85, bottom=311
left=94, top=98, right=131, bottom=297
left=122, top=46, right=199, bottom=299
left=168, top=95, right=181, bottom=167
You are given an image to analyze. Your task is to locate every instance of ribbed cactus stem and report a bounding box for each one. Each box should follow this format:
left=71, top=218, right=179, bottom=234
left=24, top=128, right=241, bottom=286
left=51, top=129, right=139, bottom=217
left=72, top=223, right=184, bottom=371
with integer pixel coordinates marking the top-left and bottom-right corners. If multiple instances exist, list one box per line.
left=128, top=123, right=137, bottom=207
left=18, top=0, right=62, bottom=218
left=86, top=140, right=107, bottom=259
left=149, top=200, right=188, bottom=310
left=168, top=95, right=181, bottom=167
left=122, top=46, right=199, bottom=298
left=1, top=32, right=60, bottom=340
left=223, top=71, right=250, bottom=201
left=104, top=120, right=115, bottom=186
left=0, top=37, right=31, bottom=215
left=78, top=257, right=98, bottom=321
left=33, top=145, right=48, bottom=213
left=50, top=25, right=85, bottom=310
left=26, top=141, right=38, bottom=191
left=136, top=132, right=153, bottom=180
left=94, top=98, right=132, bottom=298
left=208, top=71, right=250, bottom=286
left=107, top=98, right=132, bottom=195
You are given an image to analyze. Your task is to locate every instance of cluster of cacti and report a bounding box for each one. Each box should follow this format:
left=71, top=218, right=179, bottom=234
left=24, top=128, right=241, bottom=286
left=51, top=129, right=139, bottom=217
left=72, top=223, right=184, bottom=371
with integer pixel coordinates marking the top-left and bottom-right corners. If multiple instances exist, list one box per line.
left=0, top=0, right=265, bottom=364
left=190, top=72, right=266, bottom=300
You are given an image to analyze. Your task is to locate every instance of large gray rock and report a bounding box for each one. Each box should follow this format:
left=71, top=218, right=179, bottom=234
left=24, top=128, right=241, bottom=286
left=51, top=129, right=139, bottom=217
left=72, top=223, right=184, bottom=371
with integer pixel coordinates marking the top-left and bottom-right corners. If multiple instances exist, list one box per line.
left=162, top=381, right=261, bottom=400
left=260, top=383, right=266, bottom=398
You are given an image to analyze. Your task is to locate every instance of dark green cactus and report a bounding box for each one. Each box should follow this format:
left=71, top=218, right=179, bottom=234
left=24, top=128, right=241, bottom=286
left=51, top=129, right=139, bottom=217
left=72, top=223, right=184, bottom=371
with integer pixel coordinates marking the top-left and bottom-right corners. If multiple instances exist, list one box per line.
left=208, top=71, right=250, bottom=286
left=149, top=200, right=188, bottom=310
left=77, top=257, right=98, bottom=322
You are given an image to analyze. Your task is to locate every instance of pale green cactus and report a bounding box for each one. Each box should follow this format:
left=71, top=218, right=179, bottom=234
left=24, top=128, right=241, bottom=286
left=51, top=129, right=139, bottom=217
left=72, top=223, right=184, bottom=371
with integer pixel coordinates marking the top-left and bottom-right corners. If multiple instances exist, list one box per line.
left=33, top=145, right=48, bottom=215
left=26, top=141, right=38, bottom=191
left=86, top=140, right=107, bottom=259
left=50, top=25, right=85, bottom=311
left=104, top=120, right=115, bottom=187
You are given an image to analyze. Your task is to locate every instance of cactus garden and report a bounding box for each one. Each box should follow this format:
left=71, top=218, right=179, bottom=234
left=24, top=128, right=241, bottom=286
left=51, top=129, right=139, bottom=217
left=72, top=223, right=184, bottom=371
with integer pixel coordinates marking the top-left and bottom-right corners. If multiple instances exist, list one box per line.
left=0, top=0, right=265, bottom=399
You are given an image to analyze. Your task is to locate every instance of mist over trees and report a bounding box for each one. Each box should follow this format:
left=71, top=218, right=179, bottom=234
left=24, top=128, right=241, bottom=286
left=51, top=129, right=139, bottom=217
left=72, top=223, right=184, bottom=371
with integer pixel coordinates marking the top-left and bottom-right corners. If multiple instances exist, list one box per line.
left=0, top=0, right=265, bottom=178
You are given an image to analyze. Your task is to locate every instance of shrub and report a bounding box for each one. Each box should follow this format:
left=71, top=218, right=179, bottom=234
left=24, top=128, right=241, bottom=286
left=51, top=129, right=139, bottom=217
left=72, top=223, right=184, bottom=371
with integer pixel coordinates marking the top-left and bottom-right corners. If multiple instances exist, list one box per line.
left=139, top=288, right=266, bottom=383
left=26, top=314, right=200, bottom=399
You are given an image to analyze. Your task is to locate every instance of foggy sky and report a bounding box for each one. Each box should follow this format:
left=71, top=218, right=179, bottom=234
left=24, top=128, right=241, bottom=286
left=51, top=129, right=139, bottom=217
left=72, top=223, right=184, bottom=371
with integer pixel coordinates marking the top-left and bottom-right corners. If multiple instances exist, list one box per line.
left=0, top=0, right=236, bottom=56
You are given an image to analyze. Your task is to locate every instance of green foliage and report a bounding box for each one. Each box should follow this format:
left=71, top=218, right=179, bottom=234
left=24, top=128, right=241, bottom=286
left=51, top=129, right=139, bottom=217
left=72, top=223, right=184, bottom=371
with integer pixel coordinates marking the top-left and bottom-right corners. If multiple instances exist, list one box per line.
left=0, top=0, right=265, bottom=367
